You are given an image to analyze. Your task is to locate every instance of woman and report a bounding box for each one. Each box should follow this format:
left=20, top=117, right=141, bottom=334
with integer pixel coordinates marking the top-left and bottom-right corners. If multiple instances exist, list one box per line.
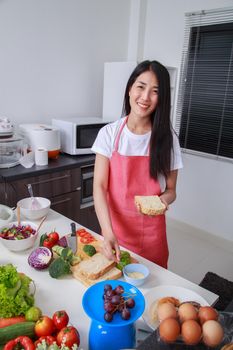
left=91, top=60, right=183, bottom=268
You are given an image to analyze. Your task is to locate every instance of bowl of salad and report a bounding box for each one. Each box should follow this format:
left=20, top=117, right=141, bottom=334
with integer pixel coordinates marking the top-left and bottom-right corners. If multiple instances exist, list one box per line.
left=0, top=221, right=39, bottom=251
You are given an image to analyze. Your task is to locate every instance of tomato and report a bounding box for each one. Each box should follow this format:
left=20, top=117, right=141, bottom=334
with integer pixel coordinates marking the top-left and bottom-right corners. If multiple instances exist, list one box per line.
left=56, top=326, right=80, bottom=347
left=52, top=310, right=69, bottom=330
left=35, top=316, right=55, bottom=337
left=48, top=231, right=59, bottom=243
left=80, top=236, right=94, bottom=244
left=76, top=228, right=88, bottom=237
left=43, top=238, right=55, bottom=249
left=34, top=335, right=56, bottom=347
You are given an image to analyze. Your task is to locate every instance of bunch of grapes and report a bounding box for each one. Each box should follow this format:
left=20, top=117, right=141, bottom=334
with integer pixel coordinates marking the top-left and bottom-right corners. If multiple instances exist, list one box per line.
left=103, top=283, right=136, bottom=322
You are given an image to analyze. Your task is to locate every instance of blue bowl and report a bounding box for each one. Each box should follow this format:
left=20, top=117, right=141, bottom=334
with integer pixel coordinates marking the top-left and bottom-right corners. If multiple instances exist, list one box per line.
left=82, top=279, right=145, bottom=350
left=123, top=263, right=150, bottom=286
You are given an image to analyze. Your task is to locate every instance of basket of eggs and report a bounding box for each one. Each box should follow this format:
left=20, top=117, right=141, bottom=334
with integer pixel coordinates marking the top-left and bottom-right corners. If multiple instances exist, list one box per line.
left=157, top=298, right=230, bottom=348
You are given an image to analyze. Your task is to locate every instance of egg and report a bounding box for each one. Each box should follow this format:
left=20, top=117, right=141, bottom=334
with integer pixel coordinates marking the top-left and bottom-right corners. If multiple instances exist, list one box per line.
left=202, top=320, right=224, bottom=347
left=157, top=302, right=177, bottom=322
left=198, top=306, right=218, bottom=325
left=178, top=302, right=198, bottom=323
left=181, top=319, right=202, bottom=345
left=159, top=318, right=180, bottom=343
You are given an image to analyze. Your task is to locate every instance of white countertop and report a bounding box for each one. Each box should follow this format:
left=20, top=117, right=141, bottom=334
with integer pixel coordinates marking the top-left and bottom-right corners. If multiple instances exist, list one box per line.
left=0, top=209, right=219, bottom=350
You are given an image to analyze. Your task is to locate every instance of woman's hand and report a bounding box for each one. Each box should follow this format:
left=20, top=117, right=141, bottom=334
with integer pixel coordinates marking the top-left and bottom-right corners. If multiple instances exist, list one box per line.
left=102, top=236, right=121, bottom=263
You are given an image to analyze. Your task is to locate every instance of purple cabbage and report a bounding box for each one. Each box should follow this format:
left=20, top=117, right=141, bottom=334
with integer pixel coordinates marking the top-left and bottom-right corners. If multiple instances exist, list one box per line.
left=28, top=247, right=53, bottom=270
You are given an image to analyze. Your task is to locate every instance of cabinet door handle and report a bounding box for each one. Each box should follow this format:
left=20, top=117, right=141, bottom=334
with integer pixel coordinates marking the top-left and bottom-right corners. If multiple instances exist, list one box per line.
left=76, top=187, right=81, bottom=191
left=51, top=197, right=72, bottom=206
left=29, top=174, right=71, bottom=186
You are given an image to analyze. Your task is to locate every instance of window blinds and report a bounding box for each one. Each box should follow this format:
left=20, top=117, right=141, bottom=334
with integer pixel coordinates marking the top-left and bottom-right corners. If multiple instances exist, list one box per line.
left=175, top=7, right=233, bottom=162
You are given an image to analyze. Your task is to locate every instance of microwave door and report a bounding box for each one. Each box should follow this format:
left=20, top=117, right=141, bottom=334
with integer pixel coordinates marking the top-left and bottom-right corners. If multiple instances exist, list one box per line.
left=76, top=124, right=105, bottom=150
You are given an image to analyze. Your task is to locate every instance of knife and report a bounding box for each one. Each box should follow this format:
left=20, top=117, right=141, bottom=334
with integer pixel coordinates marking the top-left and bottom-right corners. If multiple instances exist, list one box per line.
left=66, top=222, right=77, bottom=253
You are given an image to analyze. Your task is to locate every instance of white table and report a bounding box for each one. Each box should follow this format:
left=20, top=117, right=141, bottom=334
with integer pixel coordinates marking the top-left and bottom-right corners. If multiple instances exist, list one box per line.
left=0, top=209, right=219, bottom=350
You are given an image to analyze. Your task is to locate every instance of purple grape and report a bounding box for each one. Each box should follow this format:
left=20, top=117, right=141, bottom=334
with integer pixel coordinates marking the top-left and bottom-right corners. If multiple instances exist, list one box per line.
left=104, top=301, right=115, bottom=313
left=126, top=298, right=135, bottom=308
left=104, top=284, right=112, bottom=293
left=111, top=295, right=121, bottom=305
left=104, top=312, right=113, bottom=322
left=121, top=308, right=131, bottom=320
left=114, top=285, right=124, bottom=295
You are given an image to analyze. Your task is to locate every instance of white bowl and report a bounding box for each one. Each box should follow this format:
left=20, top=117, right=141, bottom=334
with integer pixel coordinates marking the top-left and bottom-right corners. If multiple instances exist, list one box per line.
left=123, top=263, right=150, bottom=287
left=0, top=221, right=39, bottom=251
left=17, top=197, right=51, bottom=220
left=0, top=204, right=14, bottom=226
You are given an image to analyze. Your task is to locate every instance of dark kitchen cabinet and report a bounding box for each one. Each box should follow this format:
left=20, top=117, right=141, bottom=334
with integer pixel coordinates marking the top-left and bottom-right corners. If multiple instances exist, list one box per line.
left=0, top=155, right=101, bottom=233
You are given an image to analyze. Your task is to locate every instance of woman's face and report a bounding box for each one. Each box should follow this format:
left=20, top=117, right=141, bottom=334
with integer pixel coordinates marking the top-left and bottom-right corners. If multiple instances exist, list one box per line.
left=129, top=70, right=159, bottom=119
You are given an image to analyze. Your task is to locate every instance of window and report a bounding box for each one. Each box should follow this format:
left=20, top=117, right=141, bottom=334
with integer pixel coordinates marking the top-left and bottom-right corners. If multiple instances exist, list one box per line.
left=175, top=7, right=233, bottom=161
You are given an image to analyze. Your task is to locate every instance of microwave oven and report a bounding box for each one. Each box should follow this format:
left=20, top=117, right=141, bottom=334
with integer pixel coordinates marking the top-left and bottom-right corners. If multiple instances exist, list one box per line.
left=52, top=117, right=108, bottom=155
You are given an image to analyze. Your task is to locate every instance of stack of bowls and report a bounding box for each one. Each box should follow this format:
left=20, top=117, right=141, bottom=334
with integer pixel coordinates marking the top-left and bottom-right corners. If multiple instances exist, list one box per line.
left=17, top=197, right=51, bottom=220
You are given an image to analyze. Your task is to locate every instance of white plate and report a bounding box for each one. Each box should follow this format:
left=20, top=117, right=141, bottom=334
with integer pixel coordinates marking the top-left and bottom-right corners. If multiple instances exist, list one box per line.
left=142, top=285, right=209, bottom=330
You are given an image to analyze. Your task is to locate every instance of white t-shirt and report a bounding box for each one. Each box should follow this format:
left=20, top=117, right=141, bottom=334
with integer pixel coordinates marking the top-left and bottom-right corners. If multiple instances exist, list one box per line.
left=91, top=117, right=183, bottom=191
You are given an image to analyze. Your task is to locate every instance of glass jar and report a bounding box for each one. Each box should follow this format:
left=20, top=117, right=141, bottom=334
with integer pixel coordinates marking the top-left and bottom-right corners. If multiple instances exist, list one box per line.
left=0, top=134, right=24, bottom=168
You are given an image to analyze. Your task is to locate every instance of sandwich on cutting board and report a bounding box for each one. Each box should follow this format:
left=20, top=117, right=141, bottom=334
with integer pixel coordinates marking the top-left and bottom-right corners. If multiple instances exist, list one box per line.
left=135, top=195, right=166, bottom=216
left=72, top=252, right=122, bottom=287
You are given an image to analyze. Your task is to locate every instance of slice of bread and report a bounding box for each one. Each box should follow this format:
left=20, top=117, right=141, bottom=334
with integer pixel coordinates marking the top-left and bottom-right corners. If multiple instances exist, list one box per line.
left=72, top=266, right=122, bottom=287
left=135, top=195, right=166, bottom=216
left=74, top=252, right=116, bottom=280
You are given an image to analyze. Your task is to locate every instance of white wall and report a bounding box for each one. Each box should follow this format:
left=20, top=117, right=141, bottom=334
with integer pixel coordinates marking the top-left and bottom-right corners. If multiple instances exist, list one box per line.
left=0, top=0, right=130, bottom=126
left=143, top=0, right=233, bottom=242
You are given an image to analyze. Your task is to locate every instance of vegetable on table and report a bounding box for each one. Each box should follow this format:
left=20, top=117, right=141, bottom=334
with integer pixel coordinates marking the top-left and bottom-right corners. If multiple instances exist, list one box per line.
left=0, top=264, right=35, bottom=318
left=52, top=311, right=69, bottom=331
left=28, top=247, right=53, bottom=270
left=0, top=321, right=35, bottom=345
left=34, top=335, right=56, bottom=347
left=116, top=250, right=131, bottom=271
left=83, top=244, right=96, bottom=257
left=3, top=336, right=35, bottom=350
left=52, top=246, right=81, bottom=266
left=40, top=231, right=59, bottom=250
left=34, top=316, right=55, bottom=338
left=0, top=316, right=26, bottom=329
left=56, top=326, right=80, bottom=348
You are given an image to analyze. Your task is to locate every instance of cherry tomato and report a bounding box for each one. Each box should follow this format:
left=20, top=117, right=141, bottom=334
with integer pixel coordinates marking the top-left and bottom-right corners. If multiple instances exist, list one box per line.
left=52, top=310, right=69, bottom=330
left=34, top=335, right=56, bottom=347
left=56, top=326, right=80, bottom=348
left=48, top=231, right=59, bottom=243
left=80, top=236, right=94, bottom=244
left=77, top=228, right=88, bottom=237
left=43, top=238, right=55, bottom=249
left=35, top=316, right=55, bottom=337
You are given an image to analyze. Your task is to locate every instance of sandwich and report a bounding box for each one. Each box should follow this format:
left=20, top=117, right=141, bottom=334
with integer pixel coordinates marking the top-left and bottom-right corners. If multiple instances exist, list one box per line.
left=72, top=252, right=116, bottom=280
left=134, top=195, right=166, bottom=216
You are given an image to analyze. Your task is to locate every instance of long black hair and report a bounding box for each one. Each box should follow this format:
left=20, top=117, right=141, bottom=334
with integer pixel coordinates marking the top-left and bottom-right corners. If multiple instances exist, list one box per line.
left=122, top=60, right=173, bottom=180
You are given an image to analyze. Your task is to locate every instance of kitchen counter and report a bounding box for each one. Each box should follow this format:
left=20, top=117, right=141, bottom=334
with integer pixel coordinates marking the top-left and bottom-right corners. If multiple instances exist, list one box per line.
left=0, top=209, right=219, bottom=350
left=0, top=153, right=95, bottom=181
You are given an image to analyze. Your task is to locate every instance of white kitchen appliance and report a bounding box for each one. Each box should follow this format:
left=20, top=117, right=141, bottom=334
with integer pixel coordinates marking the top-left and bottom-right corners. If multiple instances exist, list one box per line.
left=19, top=124, right=60, bottom=159
left=52, top=117, right=108, bottom=155
left=0, top=117, right=24, bottom=168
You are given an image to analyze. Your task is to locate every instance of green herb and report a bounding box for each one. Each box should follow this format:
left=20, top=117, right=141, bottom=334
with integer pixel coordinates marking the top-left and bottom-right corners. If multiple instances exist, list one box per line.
left=83, top=244, right=96, bottom=257
left=116, top=250, right=131, bottom=271
left=0, top=264, right=34, bottom=318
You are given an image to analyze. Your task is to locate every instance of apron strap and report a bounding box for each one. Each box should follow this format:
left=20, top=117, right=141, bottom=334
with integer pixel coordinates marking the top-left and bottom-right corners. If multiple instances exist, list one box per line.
left=114, top=117, right=128, bottom=152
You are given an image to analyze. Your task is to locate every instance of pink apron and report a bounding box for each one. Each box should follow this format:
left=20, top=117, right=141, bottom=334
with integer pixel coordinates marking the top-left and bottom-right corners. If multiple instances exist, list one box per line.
left=108, top=117, right=168, bottom=268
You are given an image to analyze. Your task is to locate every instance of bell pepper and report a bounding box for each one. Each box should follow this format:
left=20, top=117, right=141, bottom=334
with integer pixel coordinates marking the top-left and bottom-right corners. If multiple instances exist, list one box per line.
left=4, top=336, right=35, bottom=350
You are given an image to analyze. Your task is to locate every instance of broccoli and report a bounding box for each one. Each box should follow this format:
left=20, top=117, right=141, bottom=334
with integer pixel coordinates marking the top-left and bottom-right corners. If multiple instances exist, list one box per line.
left=116, top=250, right=131, bottom=271
left=83, top=244, right=96, bottom=257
